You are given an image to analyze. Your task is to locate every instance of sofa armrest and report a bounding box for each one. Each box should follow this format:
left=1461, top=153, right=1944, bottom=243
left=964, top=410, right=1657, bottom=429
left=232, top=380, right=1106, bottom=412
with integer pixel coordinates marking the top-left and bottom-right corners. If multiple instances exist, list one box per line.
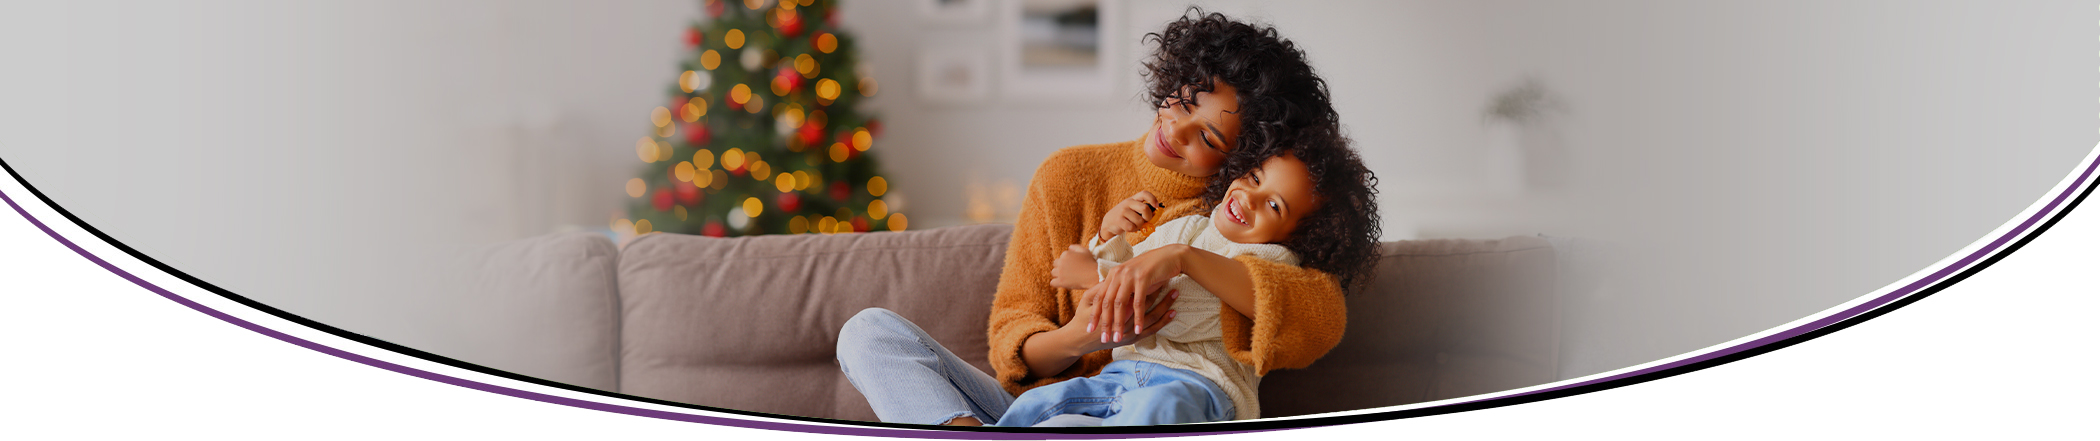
left=449, top=231, right=623, bottom=392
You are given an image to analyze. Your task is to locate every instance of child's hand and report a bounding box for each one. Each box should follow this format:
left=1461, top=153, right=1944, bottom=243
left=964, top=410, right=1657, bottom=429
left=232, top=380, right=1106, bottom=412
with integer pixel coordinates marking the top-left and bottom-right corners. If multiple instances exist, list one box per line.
left=1049, top=244, right=1099, bottom=290
left=1097, top=191, right=1162, bottom=243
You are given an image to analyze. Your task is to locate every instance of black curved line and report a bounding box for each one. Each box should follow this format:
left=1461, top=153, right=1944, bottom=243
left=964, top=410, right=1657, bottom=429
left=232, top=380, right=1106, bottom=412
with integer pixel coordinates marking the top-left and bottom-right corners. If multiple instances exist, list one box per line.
left=4, top=152, right=2092, bottom=436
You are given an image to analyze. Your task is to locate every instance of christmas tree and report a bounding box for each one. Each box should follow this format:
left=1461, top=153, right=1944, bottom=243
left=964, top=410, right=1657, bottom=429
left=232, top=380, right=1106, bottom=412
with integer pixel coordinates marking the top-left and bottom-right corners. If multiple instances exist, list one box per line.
left=618, top=0, right=900, bottom=239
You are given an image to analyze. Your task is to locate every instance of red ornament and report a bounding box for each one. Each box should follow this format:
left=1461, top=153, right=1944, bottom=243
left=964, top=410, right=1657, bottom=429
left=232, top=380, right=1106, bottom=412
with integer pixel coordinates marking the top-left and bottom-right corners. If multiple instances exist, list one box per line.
left=851, top=216, right=868, bottom=232
left=726, top=98, right=743, bottom=111
left=729, top=166, right=747, bottom=177
left=706, top=0, right=725, bottom=17
left=684, top=123, right=711, bottom=146
left=797, top=122, right=823, bottom=146
left=826, top=9, right=837, bottom=28
left=651, top=188, right=674, bottom=212
left=779, top=13, right=805, bottom=38
left=866, top=118, right=883, bottom=137
left=776, top=68, right=804, bottom=91
left=830, top=181, right=852, bottom=202
left=702, top=221, right=726, bottom=237
left=673, top=96, right=689, bottom=110
left=684, top=27, right=702, bottom=48
left=777, top=192, right=802, bottom=213
left=674, top=182, right=701, bottom=205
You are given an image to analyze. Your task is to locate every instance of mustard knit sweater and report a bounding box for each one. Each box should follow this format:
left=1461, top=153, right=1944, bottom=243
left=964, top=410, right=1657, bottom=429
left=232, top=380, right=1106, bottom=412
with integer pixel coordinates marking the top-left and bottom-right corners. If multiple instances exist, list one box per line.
left=986, top=135, right=1349, bottom=396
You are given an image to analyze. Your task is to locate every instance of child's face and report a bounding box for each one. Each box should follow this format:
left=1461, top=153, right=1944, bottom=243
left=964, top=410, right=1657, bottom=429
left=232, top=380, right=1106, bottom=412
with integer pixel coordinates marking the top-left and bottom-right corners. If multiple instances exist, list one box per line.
left=1143, top=79, right=1242, bottom=178
left=1213, top=153, right=1319, bottom=244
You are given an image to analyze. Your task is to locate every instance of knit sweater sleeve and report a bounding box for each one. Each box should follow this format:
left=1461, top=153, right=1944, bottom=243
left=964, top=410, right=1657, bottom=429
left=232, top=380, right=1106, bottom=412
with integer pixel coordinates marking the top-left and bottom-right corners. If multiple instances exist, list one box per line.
left=1216, top=260, right=1347, bottom=375
left=985, top=149, right=1112, bottom=395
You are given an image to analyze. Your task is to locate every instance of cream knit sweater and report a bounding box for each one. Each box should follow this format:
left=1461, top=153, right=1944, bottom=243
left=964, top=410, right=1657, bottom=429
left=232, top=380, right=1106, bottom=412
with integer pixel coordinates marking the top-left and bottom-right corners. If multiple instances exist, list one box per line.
left=1090, top=215, right=1295, bottom=421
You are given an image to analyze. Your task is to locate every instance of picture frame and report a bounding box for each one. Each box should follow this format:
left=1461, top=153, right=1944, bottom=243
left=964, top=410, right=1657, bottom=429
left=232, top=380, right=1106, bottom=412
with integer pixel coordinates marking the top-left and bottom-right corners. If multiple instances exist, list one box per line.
left=917, top=0, right=991, bottom=25
left=999, top=0, right=1123, bottom=102
left=915, top=44, right=992, bottom=104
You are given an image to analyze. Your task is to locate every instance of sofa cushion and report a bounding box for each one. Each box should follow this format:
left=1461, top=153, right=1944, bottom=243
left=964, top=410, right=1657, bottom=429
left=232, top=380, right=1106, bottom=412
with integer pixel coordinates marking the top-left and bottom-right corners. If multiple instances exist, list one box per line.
left=616, top=224, right=1012, bottom=421
left=451, top=231, right=622, bottom=392
left=1260, top=236, right=1559, bottom=417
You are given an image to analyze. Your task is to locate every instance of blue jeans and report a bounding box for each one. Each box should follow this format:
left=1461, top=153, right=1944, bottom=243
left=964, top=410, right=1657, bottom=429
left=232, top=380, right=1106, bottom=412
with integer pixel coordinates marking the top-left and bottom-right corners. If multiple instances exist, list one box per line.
left=835, top=308, right=1231, bottom=426
left=993, top=359, right=1235, bottom=427
left=835, top=308, right=1016, bottom=425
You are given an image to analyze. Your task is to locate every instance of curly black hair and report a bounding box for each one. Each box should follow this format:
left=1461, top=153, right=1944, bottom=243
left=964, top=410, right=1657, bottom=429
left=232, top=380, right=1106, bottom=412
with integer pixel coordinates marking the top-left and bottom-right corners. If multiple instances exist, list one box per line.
left=1142, top=7, right=1342, bottom=203
left=1267, top=142, right=1383, bottom=293
left=1144, top=8, right=1380, bottom=291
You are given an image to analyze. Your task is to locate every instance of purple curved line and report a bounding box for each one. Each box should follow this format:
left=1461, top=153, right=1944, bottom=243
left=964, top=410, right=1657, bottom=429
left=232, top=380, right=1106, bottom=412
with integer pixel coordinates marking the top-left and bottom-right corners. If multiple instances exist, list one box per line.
left=0, top=187, right=1246, bottom=440
left=1459, top=149, right=2100, bottom=405
left=4, top=147, right=2093, bottom=435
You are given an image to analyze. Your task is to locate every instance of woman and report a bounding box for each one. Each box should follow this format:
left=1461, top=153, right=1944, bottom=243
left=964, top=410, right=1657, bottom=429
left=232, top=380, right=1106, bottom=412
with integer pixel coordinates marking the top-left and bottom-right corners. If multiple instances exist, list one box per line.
left=835, top=9, right=1348, bottom=426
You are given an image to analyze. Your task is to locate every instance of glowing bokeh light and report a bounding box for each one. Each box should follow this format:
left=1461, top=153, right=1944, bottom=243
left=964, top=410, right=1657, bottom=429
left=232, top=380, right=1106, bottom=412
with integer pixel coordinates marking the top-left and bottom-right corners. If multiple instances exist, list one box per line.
left=816, top=33, right=838, bottom=54
left=888, top=213, right=908, bottom=232
left=674, top=161, right=696, bottom=182
left=743, top=196, right=764, bottom=217
left=852, top=128, right=872, bottom=151
left=636, top=138, right=659, bottom=162
left=701, top=50, right=722, bottom=70
left=723, top=148, right=746, bottom=170
left=730, top=84, right=751, bottom=104
left=868, top=176, right=888, bottom=196
left=815, top=78, right=841, bottom=100
left=626, top=178, right=647, bottom=198
left=868, top=199, right=888, bottom=219
left=682, top=101, right=705, bottom=122
left=726, top=29, right=746, bottom=49
left=694, top=149, right=716, bottom=169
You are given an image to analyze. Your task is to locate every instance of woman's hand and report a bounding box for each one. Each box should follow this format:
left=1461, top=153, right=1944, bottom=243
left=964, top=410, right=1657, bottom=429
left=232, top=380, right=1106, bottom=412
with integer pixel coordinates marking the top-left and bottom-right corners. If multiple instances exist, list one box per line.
left=1097, top=191, right=1162, bottom=243
left=1090, top=244, right=1191, bottom=343
left=1071, top=283, right=1178, bottom=351
left=1049, top=244, right=1099, bottom=290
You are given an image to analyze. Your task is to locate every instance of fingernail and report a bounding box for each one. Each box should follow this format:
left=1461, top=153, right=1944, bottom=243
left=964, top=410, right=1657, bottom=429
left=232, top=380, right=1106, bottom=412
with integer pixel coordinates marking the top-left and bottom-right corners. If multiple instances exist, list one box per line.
left=1087, top=322, right=1093, bottom=333
left=1114, top=331, right=1121, bottom=341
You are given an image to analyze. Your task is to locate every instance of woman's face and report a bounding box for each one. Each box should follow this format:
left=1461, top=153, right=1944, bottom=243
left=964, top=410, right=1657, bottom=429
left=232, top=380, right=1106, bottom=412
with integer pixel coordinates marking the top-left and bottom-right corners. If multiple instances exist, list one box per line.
left=1143, top=80, right=1243, bottom=177
left=1212, top=152, right=1319, bottom=244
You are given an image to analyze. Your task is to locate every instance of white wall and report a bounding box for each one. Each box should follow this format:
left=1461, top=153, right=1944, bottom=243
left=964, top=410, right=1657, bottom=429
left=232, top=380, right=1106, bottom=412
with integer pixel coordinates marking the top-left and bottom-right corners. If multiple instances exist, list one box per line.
left=3, top=0, right=2091, bottom=382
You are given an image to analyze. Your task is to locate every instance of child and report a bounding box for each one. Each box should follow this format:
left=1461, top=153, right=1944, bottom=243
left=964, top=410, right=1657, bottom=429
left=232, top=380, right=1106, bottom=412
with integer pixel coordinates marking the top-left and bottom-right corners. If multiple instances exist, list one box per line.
left=996, top=146, right=1381, bottom=426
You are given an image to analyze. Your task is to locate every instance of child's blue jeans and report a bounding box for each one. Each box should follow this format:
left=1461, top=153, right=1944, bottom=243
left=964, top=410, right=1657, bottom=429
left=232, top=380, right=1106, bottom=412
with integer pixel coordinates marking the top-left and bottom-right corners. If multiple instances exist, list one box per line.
left=994, top=360, right=1235, bottom=427
left=836, top=308, right=1235, bottom=426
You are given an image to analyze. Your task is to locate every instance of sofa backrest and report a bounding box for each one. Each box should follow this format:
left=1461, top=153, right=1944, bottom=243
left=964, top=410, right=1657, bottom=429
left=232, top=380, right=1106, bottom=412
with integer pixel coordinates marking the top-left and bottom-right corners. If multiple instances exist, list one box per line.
left=615, top=225, right=1012, bottom=421
left=1259, top=236, right=1560, bottom=417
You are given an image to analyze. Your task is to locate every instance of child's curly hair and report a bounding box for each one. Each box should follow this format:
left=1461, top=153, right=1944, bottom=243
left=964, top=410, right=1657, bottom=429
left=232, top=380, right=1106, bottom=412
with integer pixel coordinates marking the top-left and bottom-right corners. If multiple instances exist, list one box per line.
left=1268, top=141, right=1383, bottom=292
left=1146, top=8, right=1380, bottom=291
left=1212, top=139, right=1382, bottom=293
left=1142, top=7, right=1342, bottom=197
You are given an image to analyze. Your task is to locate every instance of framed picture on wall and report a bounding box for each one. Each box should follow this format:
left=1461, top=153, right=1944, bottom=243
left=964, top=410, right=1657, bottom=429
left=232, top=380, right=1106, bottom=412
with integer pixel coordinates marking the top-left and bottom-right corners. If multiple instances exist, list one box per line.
left=1000, top=0, right=1123, bottom=101
left=916, top=45, right=991, bottom=104
left=917, top=0, right=990, bottom=25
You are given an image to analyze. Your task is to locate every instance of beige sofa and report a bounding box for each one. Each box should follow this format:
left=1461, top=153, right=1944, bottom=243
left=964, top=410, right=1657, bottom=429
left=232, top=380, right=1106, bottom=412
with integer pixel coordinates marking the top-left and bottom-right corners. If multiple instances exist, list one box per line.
left=453, top=224, right=1561, bottom=421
